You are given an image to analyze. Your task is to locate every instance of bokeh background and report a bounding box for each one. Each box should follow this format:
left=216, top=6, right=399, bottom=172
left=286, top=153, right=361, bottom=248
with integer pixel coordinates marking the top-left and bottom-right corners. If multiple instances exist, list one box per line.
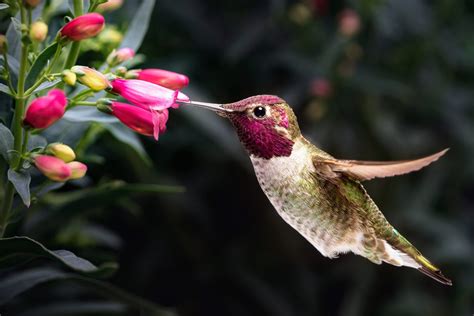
left=1, top=0, right=474, bottom=315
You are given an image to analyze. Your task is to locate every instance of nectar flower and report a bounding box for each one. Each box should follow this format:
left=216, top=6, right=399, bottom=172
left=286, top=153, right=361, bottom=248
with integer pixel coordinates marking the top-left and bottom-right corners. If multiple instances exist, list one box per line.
left=60, top=13, right=105, bottom=41
left=71, top=66, right=110, bottom=91
left=128, top=69, right=189, bottom=90
left=106, top=48, right=135, bottom=66
left=29, top=21, right=48, bottom=43
left=110, top=79, right=189, bottom=111
left=107, top=102, right=155, bottom=137
left=67, top=161, right=88, bottom=179
left=34, top=155, right=72, bottom=182
left=47, top=143, right=76, bottom=162
left=23, top=89, right=67, bottom=129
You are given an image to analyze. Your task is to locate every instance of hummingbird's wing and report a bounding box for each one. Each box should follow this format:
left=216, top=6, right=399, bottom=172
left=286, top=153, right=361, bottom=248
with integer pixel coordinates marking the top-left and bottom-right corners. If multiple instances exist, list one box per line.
left=313, top=148, right=448, bottom=181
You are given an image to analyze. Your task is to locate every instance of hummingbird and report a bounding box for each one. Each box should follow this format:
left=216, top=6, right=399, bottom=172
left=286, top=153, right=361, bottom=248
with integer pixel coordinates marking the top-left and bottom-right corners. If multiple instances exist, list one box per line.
left=182, top=95, right=452, bottom=285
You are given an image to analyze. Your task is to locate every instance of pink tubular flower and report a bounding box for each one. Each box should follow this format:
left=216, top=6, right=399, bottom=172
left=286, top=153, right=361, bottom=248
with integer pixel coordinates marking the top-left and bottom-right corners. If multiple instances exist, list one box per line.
left=109, top=102, right=168, bottom=140
left=23, top=89, right=67, bottom=129
left=34, top=155, right=72, bottom=182
left=107, top=48, right=135, bottom=66
left=110, top=79, right=189, bottom=111
left=133, top=69, right=189, bottom=90
left=60, top=13, right=105, bottom=41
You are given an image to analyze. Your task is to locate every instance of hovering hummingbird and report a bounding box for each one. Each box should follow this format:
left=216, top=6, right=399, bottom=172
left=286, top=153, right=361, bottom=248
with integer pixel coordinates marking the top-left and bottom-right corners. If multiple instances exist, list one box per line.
left=182, top=95, right=452, bottom=285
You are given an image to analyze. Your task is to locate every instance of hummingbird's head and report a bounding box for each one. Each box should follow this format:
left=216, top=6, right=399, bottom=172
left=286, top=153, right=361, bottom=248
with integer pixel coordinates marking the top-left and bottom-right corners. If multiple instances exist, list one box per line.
left=185, top=95, right=301, bottom=159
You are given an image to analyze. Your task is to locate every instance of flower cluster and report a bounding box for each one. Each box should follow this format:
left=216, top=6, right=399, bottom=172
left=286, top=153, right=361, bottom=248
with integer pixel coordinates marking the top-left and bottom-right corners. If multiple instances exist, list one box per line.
left=0, top=3, right=193, bottom=217
left=34, top=144, right=87, bottom=182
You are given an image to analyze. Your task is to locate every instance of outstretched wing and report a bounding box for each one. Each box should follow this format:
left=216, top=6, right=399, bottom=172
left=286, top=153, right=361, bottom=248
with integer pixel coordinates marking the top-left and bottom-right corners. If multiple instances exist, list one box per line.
left=312, top=148, right=448, bottom=181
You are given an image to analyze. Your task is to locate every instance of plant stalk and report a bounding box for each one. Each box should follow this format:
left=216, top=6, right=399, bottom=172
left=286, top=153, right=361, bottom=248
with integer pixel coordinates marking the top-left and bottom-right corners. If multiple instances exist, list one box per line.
left=0, top=3, right=31, bottom=238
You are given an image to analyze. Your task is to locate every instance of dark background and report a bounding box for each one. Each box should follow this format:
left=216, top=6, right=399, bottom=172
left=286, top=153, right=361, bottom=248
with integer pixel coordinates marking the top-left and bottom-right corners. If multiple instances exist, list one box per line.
left=2, top=0, right=474, bottom=315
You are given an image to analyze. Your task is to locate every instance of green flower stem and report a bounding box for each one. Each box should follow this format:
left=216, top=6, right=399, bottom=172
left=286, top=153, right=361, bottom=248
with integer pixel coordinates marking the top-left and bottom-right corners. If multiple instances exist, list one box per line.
left=62, top=0, right=84, bottom=72
left=0, top=3, right=31, bottom=238
left=74, top=101, right=96, bottom=106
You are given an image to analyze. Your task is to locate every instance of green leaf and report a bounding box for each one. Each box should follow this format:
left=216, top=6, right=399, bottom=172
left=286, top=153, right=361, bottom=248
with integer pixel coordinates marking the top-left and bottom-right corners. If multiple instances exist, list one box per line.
left=17, top=301, right=127, bottom=316
left=33, top=79, right=62, bottom=94
left=0, top=122, right=14, bottom=163
left=7, top=169, right=31, bottom=207
left=44, top=182, right=184, bottom=210
left=0, top=267, right=176, bottom=315
left=27, top=134, right=48, bottom=151
left=6, top=16, right=21, bottom=61
left=104, top=123, right=151, bottom=165
left=0, top=236, right=117, bottom=277
left=64, top=107, right=118, bottom=123
left=0, top=83, right=13, bottom=96
left=0, top=54, right=20, bottom=76
left=25, top=42, right=60, bottom=89
left=0, top=4, right=9, bottom=10
left=119, top=0, right=156, bottom=51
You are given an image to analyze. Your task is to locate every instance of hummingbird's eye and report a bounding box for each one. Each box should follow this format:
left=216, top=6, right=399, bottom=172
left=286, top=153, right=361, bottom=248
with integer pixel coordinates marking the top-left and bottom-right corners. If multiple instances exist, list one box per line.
left=253, top=106, right=266, bottom=118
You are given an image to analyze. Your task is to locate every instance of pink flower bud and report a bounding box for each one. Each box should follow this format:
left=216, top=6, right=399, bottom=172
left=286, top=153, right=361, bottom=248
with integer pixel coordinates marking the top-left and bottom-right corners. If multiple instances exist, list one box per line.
left=133, top=69, right=190, bottom=90
left=110, top=79, right=189, bottom=111
left=60, top=13, right=105, bottom=41
left=23, top=89, right=67, bottom=129
left=34, top=155, right=72, bottom=182
left=67, top=161, right=88, bottom=179
left=338, top=9, right=360, bottom=37
left=310, top=78, right=332, bottom=98
left=106, top=47, right=135, bottom=66
left=25, top=0, right=41, bottom=8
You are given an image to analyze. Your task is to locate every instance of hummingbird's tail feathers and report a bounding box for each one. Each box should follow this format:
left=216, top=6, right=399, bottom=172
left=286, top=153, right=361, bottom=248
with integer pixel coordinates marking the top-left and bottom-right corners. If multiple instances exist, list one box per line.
left=418, top=264, right=453, bottom=286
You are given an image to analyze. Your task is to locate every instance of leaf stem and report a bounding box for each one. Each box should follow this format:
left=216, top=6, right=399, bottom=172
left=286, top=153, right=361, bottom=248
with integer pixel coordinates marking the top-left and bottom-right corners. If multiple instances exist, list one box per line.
left=62, top=0, right=84, bottom=71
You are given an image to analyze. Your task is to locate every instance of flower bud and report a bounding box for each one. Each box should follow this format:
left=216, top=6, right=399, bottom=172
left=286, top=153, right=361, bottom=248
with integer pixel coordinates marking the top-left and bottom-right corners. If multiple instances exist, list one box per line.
left=60, top=13, right=105, bottom=41
left=110, top=102, right=168, bottom=140
left=110, top=79, right=189, bottom=111
left=23, top=89, right=67, bottom=129
left=106, top=48, right=135, bottom=66
left=338, top=9, right=360, bottom=37
left=310, top=78, right=332, bottom=98
left=25, top=0, right=42, bottom=8
left=67, top=161, right=87, bottom=179
left=71, top=66, right=110, bottom=91
left=29, top=21, right=48, bottom=43
left=47, top=143, right=76, bottom=162
left=34, top=155, right=72, bottom=182
left=98, top=27, right=122, bottom=45
left=129, top=69, right=189, bottom=90
left=62, top=69, right=77, bottom=86
left=0, top=35, right=7, bottom=54
left=97, top=0, right=123, bottom=12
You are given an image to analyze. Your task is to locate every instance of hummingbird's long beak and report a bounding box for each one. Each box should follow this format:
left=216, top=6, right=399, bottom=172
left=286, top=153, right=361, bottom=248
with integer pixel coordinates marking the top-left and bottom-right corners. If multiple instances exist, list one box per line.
left=178, top=100, right=234, bottom=113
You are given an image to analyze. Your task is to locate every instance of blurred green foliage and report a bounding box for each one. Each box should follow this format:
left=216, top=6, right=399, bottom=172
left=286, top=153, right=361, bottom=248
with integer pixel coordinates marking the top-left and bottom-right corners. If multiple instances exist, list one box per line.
left=1, top=0, right=473, bottom=315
